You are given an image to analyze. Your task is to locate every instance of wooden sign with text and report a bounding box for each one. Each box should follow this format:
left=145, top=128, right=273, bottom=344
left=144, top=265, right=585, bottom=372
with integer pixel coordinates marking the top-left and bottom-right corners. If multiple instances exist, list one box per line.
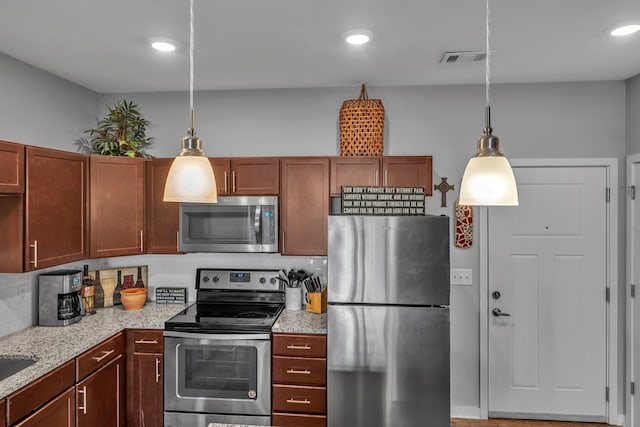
left=341, top=186, right=425, bottom=215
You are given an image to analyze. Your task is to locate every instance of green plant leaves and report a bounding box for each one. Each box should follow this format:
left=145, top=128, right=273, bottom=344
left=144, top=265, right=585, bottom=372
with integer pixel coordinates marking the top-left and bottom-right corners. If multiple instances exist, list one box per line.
left=83, top=99, right=154, bottom=157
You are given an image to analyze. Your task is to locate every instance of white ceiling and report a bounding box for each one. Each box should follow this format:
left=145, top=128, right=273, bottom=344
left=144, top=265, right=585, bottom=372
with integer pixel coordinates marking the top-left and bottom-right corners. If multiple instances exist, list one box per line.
left=1, top=0, right=639, bottom=94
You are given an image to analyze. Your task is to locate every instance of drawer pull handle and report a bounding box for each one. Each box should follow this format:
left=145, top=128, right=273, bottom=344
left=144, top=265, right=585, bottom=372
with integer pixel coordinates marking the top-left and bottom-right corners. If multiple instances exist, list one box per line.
left=287, top=398, right=311, bottom=405
left=92, top=349, right=115, bottom=362
left=78, top=386, right=87, bottom=414
left=287, top=369, right=311, bottom=375
left=286, top=344, right=311, bottom=350
left=134, top=339, right=159, bottom=344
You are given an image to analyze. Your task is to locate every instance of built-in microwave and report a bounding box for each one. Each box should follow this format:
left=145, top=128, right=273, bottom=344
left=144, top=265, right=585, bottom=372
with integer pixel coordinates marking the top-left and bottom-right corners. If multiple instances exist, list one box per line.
left=179, top=196, right=278, bottom=253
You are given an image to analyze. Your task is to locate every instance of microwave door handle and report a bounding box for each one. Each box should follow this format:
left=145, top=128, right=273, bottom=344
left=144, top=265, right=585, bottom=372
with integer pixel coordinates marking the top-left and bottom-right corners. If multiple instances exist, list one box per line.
left=255, top=205, right=262, bottom=244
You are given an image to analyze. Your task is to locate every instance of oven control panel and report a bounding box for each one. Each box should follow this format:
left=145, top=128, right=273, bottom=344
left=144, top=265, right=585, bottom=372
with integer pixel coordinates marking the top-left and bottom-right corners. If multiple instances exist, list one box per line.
left=197, top=269, right=281, bottom=291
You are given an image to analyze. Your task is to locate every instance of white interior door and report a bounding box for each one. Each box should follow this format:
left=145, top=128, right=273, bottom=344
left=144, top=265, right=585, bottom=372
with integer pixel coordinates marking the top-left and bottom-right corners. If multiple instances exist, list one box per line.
left=488, top=165, right=608, bottom=421
left=627, top=155, right=640, bottom=427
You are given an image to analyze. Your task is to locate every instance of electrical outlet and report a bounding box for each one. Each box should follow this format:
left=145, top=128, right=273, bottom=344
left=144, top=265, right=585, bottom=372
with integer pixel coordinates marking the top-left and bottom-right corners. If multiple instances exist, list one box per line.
left=451, top=268, right=472, bottom=285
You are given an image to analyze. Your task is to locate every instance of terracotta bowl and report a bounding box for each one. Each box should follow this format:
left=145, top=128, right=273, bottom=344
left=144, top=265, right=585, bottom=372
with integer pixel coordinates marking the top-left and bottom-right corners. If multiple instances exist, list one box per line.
left=120, top=288, right=147, bottom=311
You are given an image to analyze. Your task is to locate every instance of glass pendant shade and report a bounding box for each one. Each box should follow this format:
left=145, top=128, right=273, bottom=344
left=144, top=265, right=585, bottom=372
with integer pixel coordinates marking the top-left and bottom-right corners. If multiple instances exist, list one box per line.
left=459, top=156, right=518, bottom=206
left=163, top=132, right=218, bottom=203
left=459, top=122, right=518, bottom=206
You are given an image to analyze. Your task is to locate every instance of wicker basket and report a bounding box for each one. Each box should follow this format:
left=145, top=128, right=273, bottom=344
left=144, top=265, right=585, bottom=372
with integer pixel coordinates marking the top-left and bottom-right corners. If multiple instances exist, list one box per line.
left=339, top=84, right=384, bottom=156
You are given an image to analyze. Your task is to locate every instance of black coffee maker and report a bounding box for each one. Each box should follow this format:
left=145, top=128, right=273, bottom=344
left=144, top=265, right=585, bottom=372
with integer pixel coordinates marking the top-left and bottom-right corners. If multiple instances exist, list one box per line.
left=38, top=270, right=84, bottom=326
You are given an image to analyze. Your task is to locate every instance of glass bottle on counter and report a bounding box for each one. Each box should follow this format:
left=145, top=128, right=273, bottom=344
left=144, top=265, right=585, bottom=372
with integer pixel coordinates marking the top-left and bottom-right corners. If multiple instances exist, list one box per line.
left=135, top=266, right=145, bottom=288
left=113, top=270, right=123, bottom=305
left=81, top=265, right=96, bottom=315
left=94, top=270, right=105, bottom=308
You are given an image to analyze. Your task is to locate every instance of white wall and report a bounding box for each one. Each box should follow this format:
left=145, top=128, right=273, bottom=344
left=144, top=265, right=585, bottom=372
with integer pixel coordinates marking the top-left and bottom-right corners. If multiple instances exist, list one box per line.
left=627, top=74, right=640, bottom=155
left=0, top=52, right=99, bottom=151
left=0, top=51, right=630, bottom=412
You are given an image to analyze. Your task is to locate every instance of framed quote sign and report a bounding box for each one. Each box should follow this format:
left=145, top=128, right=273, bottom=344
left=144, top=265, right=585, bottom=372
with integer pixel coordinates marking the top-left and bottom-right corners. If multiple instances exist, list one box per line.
left=340, top=186, right=425, bottom=215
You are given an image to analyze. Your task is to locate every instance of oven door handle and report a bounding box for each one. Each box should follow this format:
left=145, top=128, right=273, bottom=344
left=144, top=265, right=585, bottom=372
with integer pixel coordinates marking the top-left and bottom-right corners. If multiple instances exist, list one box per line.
left=163, top=331, right=271, bottom=340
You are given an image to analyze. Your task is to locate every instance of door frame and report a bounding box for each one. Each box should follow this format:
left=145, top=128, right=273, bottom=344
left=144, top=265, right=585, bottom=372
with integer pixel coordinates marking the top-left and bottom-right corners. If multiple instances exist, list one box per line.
left=626, top=154, right=640, bottom=427
left=478, top=158, right=619, bottom=424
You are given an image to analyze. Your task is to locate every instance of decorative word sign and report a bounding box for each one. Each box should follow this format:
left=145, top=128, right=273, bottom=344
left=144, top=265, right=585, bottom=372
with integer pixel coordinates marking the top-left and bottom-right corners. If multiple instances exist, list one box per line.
left=156, top=287, right=188, bottom=304
left=341, top=186, right=425, bottom=215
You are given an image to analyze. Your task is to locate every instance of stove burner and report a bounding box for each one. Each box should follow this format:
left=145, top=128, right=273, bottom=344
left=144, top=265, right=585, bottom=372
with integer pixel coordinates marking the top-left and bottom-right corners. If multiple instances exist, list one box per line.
left=234, top=311, right=270, bottom=319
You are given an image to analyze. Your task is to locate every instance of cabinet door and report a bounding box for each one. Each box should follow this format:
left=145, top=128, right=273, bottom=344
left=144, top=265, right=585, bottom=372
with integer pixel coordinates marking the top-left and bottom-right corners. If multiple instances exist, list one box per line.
left=25, top=147, right=87, bottom=271
left=211, top=158, right=230, bottom=196
left=145, top=159, right=179, bottom=254
left=231, top=157, right=280, bottom=195
left=330, top=157, right=380, bottom=195
left=0, top=194, right=23, bottom=272
left=76, top=354, right=124, bottom=427
left=381, top=156, right=433, bottom=195
left=0, top=140, right=24, bottom=193
left=128, top=353, right=163, bottom=427
left=89, top=156, right=144, bottom=258
left=280, top=158, right=329, bottom=256
left=14, top=388, right=75, bottom=427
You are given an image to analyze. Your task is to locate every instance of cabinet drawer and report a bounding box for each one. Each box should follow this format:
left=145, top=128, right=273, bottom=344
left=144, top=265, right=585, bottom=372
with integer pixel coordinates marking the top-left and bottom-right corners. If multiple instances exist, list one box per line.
left=273, top=334, right=326, bottom=358
left=128, top=329, right=163, bottom=353
left=13, top=387, right=74, bottom=427
left=272, top=356, right=326, bottom=386
left=76, top=332, right=124, bottom=381
left=6, top=359, right=75, bottom=425
left=272, top=412, right=326, bottom=427
left=272, top=384, right=326, bottom=414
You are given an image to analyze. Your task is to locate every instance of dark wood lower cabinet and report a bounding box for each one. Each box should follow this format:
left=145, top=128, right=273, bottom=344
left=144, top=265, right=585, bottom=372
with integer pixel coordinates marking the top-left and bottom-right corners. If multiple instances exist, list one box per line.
left=76, top=354, right=124, bottom=427
left=14, top=388, right=74, bottom=427
left=127, top=329, right=164, bottom=427
left=272, top=412, right=327, bottom=427
left=128, top=353, right=163, bottom=427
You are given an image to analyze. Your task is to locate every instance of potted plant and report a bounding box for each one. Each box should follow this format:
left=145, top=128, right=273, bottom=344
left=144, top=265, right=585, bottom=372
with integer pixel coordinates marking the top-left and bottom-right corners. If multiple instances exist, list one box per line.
left=80, top=99, right=154, bottom=157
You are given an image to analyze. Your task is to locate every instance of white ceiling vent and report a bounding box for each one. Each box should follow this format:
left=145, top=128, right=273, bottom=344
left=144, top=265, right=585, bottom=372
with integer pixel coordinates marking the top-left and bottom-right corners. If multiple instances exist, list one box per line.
left=440, top=51, right=486, bottom=64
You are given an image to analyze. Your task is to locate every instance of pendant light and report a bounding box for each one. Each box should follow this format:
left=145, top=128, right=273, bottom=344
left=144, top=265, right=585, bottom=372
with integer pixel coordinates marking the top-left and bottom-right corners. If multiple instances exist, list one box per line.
left=459, top=0, right=518, bottom=206
left=163, top=0, right=217, bottom=203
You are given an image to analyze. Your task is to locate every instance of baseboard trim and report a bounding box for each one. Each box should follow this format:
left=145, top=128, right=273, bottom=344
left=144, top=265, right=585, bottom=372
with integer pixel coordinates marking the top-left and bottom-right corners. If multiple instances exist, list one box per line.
left=451, top=406, right=483, bottom=419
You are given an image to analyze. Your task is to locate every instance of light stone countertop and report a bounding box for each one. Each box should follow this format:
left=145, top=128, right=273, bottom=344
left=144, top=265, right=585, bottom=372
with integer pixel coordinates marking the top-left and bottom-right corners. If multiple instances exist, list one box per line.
left=0, top=302, right=189, bottom=400
left=271, top=309, right=327, bottom=334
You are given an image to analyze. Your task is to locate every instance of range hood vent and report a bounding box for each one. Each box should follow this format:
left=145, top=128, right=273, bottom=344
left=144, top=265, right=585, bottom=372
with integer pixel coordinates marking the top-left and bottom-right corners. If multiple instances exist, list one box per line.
left=440, top=50, right=486, bottom=64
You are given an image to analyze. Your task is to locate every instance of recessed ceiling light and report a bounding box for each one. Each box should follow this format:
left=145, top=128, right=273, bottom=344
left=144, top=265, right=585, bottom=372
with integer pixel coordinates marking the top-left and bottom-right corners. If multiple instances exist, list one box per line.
left=344, top=30, right=373, bottom=46
left=610, top=24, right=640, bottom=37
left=148, top=38, right=177, bottom=52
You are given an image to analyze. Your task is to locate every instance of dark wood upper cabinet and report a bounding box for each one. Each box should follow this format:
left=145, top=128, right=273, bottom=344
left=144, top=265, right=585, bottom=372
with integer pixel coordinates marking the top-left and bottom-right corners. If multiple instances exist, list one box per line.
left=280, top=158, right=329, bottom=256
left=145, top=158, right=179, bottom=254
left=89, top=155, right=145, bottom=258
left=330, top=157, right=380, bottom=195
left=211, top=158, right=231, bottom=195
left=0, top=140, right=25, bottom=193
left=25, top=147, right=87, bottom=271
left=213, top=157, right=280, bottom=196
left=382, top=156, right=433, bottom=195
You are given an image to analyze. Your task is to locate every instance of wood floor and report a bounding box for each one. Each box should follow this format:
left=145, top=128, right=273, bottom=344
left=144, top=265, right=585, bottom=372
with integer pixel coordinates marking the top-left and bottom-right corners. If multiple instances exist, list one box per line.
left=451, top=419, right=610, bottom=427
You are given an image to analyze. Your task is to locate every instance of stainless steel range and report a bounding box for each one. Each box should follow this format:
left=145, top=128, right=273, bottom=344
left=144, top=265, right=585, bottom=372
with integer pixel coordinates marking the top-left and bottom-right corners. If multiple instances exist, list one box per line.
left=163, top=268, right=285, bottom=427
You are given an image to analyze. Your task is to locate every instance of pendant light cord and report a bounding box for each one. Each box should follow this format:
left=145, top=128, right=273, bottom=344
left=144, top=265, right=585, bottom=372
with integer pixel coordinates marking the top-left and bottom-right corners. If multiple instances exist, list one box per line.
left=189, top=0, right=195, bottom=131
left=485, top=0, right=490, bottom=108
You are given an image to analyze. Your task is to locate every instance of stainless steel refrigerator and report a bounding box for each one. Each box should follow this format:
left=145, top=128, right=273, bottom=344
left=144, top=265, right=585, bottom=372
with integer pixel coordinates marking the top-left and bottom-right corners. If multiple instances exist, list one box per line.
left=327, top=215, right=450, bottom=427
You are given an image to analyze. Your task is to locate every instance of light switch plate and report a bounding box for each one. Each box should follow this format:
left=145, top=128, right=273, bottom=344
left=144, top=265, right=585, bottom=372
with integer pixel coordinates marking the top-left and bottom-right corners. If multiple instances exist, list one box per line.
left=451, top=268, right=472, bottom=285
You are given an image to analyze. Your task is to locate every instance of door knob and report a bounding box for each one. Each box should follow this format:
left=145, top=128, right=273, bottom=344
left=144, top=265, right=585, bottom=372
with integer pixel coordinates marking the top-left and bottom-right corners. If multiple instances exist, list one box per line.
left=492, top=291, right=501, bottom=300
left=492, top=308, right=511, bottom=317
